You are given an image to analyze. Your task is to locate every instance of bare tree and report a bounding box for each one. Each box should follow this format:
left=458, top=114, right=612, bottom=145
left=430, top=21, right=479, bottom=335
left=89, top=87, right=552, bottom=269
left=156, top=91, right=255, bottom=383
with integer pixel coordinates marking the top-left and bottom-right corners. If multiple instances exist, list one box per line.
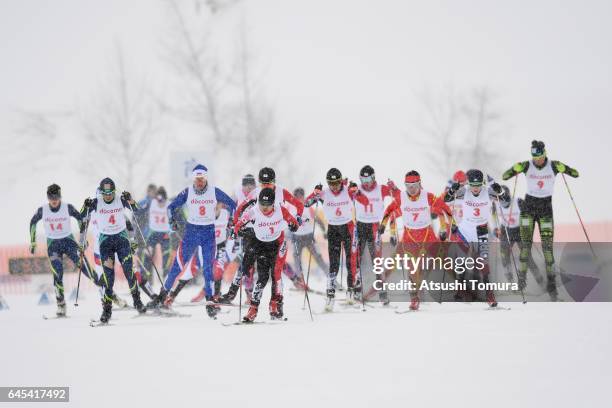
left=460, top=86, right=508, bottom=177
left=161, top=1, right=298, bottom=185
left=413, top=85, right=463, bottom=179
left=0, top=109, right=72, bottom=185
left=413, top=84, right=510, bottom=180
left=78, top=43, right=165, bottom=192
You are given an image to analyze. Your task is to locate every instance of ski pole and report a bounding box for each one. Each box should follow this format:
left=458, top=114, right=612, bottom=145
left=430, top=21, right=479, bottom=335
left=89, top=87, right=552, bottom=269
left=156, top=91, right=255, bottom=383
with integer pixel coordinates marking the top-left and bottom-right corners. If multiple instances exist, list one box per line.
left=74, top=205, right=91, bottom=307
left=561, top=174, right=597, bottom=259
left=302, top=201, right=318, bottom=321
left=491, top=175, right=526, bottom=304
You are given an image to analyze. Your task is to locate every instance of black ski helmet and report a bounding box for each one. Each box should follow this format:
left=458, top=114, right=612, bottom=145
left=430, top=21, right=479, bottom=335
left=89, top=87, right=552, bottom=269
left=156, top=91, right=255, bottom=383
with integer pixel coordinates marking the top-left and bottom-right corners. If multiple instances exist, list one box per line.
left=258, top=167, right=276, bottom=184
left=157, top=186, right=168, bottom=200
left=99, top=177, right=116, bottom=194
left=531, top=140, right=546, bottom=157
left=326, top=168, right=342, bottom=183
left=466, top=169, right=484, bottom=186
left=47, top=184, right=61, bottom=199
left=259, top=188, right=275, bottom=206
left=242, top=174, right=256, bottom=186
left=360, top=165, right=375, bottom=178
left=293, top=187, right=305, bottom=197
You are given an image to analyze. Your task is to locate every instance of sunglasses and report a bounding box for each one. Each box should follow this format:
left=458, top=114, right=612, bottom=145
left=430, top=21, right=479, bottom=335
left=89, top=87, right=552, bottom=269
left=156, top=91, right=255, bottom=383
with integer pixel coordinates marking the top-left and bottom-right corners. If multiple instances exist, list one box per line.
left=360, top=175, right=375, bottom=184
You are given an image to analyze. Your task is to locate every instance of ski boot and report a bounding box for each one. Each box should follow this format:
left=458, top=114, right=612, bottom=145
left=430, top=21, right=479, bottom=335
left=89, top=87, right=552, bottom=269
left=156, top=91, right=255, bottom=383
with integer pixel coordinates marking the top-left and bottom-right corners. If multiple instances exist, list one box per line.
left=547, top=275, right=558, bottom=302
left=163, top=293, right=176, bottom=308
left=111, top=293, right=128, bottom=308
left=486, top=291, right=498, bottom=308
left=146, top=288, right=167, bottom=309
left=100, top=299, right=113, bottom=323
left=219, top=283, right=239, bottom=304
left=56, top=299, right=66, bottom=317
left=345, top=288, right=356, bottom=305
left=132, top=291, right=147, bottom=314
left=325, top=289, right=335, bottom=312
left=517, top=272, right=527, bottom=292
left=205, top=296, right=220, bottom=319
left=379, top=290, right=390, bottom=306
left=291, top=274, right=309, bottom=291
left=409, top=295, right=420, bottom=311
left=269, top=299, right=284, bottom=320
left=243, top=303, right=259, bottom=323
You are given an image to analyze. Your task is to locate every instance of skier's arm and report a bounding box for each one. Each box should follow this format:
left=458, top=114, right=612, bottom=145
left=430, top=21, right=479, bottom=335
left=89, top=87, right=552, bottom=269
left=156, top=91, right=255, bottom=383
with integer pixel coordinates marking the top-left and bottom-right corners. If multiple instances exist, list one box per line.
left=282, top=189, right=304, bottom=217
left=234, top=208, right=254, bottom=235
left=379, top=199, right=400, bottom=234
left=429, top=193, right=449, bottom=231
left=281, top=206, right=299, bottom=231
left=444, top=184, right=465, bottom=202
left=502, top=161, right=530, bottom=181
left=215, top=187, right=237, bottom=216
left=552, top=160, right=579, bottom=178
left=304, top=186, right=323, bottom=207
left=167, top=188, right=188, bottom=223
left=348, top=184, right=369, bottom=206
left=29, top=207, right=43, bottom=247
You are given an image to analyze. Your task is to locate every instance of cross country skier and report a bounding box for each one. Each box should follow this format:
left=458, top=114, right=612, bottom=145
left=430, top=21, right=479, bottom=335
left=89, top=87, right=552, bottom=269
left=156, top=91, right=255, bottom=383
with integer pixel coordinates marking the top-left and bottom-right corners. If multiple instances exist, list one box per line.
left=29, top=184, right=123, bottom=316
left=355, top=165, right=400, bottom=305
left=81, top=178, right=147, bottom=323
left=148, top=164, right=236, bottom=318
left=444, top=169, right=508, bottom=307
left=494, top=185, right=542, bottom=285
left=220, top=167, right=304, bottom=303
left=502, top=140, right=579, bottom=300
left=235, top=188, right=299, bottom=322
left=305, top=168, right=369, bottom=311
left=289, top=187, right=328, bottom=286
left=378, top=171, right=450, bottom=310
left=133, top=186, right=172, bottom=300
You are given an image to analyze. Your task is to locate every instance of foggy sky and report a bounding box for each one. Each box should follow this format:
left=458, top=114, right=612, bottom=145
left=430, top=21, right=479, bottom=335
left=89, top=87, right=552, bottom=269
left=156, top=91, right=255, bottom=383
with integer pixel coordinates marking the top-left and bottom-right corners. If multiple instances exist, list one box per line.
left=1, top=0, right=611, bottom=245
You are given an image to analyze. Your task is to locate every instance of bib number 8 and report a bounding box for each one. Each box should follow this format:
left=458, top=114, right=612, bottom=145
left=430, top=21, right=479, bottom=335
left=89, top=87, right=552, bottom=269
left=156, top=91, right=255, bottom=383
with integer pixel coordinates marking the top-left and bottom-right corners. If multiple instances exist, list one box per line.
left=199, top=206, right=206, bottom=216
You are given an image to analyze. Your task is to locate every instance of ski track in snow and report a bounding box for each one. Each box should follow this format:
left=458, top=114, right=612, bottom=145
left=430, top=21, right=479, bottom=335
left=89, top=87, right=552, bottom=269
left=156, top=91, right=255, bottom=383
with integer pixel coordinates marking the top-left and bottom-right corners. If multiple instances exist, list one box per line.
left=1, top=286, right=610, bottom=408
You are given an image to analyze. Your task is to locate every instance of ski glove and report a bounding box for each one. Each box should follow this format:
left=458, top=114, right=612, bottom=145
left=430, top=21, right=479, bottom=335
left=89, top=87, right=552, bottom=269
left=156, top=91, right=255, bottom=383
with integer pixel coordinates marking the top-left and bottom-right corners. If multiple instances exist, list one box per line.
left=378, top=224, right=386, bottom=235
left=83, top=198, right=93, bottom=210
left=288, top=223, right=299, bottom=233
left=491, top=182, right=502, bottom=194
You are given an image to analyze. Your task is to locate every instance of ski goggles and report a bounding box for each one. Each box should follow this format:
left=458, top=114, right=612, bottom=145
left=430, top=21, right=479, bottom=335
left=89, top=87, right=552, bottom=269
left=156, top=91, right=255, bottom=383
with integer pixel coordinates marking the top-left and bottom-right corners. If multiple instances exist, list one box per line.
left=47, top=193, right=61, bottom=200
left=404, top=182, right=420, bottom=189
left=327, top=180, right=342, bottom=188
left=360, top=175, right=375, bottom=185
left=468, top=182, right=483, bottom=187
left=100, top=186, right=115, bottom=196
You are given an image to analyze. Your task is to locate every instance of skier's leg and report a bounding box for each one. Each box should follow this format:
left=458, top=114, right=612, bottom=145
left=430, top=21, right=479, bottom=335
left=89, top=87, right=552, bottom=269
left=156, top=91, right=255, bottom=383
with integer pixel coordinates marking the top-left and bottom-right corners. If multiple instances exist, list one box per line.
left=116, top=235, right=145, bottom=312
left=327, top=225, right=341, bottom=297
left=47, top=239, right=65, bottom=304
left=164, top=228, right=198, bottom=292
left=537, top=213, right=556, bottom=298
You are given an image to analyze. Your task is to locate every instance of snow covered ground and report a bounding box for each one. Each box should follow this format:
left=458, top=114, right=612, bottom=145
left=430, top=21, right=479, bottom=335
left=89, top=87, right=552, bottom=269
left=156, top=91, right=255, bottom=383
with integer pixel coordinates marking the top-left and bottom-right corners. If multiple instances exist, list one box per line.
left=1, top=283, right=611, bottom=408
